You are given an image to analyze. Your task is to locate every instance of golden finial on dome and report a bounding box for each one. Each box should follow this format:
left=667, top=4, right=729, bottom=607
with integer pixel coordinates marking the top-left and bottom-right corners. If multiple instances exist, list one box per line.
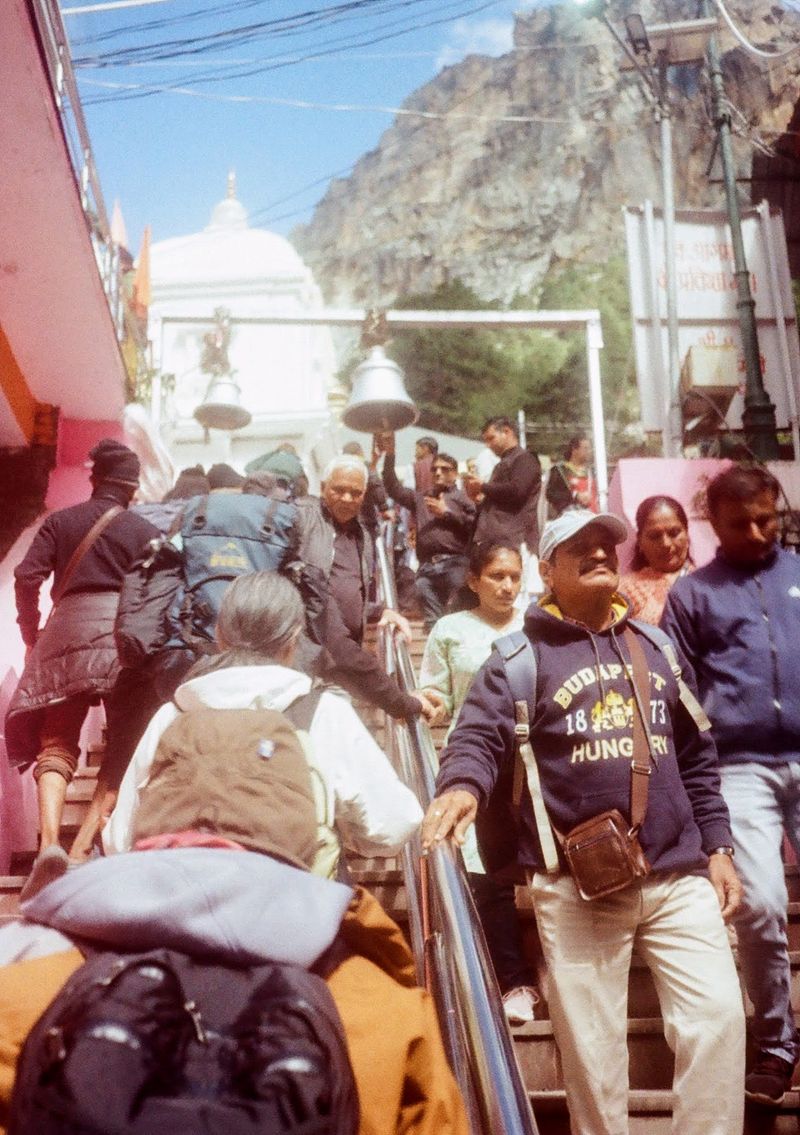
left=226, top=170, right=236, bottom=199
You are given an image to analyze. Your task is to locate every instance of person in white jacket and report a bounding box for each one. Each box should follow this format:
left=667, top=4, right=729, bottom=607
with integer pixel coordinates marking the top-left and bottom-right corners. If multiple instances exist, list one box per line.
left=103, top=571, right=423, bottom=862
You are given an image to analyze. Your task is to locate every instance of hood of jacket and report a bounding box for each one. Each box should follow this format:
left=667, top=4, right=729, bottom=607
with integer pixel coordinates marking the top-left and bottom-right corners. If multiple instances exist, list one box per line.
left=21, top=848, right=353, bottom=968
left=174, top=663, right=313, bottom=715
left=525, top=591, right=630, bottom=643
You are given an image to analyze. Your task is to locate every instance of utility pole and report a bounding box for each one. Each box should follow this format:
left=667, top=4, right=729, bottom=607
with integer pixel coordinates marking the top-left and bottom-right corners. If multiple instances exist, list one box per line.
left=575, top=3, right=694, bottom=457
left=654, top=52, right=683, bottom=458
left=704, top=19, right=780, bottom=459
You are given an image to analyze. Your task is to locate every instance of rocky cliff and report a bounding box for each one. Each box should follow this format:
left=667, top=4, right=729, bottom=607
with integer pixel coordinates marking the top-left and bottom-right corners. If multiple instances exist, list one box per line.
left=292, top=1, right=800, bottom=306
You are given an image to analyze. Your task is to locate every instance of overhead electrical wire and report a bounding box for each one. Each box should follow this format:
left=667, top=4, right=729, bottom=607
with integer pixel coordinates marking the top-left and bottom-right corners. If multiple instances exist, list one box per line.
left=63, top=0, right=176, bottom=12
left=67, top=0, right=800, bottom=234
left=77, top=0, right=502, bottom=102
left=712, top=0, right=800, bottom=60
left=71, top=0, right=394, bottom=48
left=79, top=77, right=577, bottom=123
left=73, top=0, right=468, bottom=63
left=67, top=0, right=533, bottom=230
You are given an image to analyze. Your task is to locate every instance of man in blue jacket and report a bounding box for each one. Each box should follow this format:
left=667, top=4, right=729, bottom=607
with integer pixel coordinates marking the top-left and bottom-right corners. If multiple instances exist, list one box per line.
left=662, top=462, right=800, bottom=1107
left=423, top=507, right=745, bottom=1135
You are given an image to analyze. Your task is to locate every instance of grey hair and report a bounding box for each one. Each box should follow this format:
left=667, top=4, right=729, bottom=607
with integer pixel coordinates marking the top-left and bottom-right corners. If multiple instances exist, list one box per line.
left=321, top=453, right=368, bottom=486
left=216, top=571, right=304, bottom=660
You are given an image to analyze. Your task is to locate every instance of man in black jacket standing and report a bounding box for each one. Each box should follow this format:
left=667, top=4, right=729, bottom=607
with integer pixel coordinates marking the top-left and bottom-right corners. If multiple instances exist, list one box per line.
left=376, top=432, right=475, bottom=629
left=464, top=416, right=541, bottom=558
left=6, top=440, right=158, bottom=893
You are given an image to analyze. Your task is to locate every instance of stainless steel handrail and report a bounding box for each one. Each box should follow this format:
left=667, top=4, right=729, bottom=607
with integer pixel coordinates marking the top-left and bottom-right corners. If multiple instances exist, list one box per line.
left=374, top=529, right=539, bottom=1135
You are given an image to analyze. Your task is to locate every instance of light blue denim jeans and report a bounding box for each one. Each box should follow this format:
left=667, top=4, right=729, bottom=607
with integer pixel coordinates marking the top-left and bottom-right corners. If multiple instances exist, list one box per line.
left=720, top=761, right=800, bottom=1066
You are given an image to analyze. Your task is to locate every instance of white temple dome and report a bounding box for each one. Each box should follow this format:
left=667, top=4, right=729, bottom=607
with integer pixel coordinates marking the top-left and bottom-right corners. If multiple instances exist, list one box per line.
left=151, top=172, right=307, bottom=287
left=206, top=195, right=247, bottom=232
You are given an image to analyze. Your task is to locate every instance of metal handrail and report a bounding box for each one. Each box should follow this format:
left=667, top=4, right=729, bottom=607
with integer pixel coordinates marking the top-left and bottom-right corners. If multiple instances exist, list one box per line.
left=374, top=530, right=539, bottom=1135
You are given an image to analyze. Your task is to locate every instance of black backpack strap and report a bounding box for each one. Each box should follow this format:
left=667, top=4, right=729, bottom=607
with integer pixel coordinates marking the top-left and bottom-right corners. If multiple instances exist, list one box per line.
left=260, top=496, right=278, bottom=537
left=283, top=685, right=325, bottom=732
left=493, top=632, right=559, bottom=872
left=630, top=619, right=711, bottom=733
left=187, top=494, right=209, bottom=530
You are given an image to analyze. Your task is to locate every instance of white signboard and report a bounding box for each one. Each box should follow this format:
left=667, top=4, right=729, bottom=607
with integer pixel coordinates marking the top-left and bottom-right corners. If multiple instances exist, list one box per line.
left=624, top=203, right=800, bottom=443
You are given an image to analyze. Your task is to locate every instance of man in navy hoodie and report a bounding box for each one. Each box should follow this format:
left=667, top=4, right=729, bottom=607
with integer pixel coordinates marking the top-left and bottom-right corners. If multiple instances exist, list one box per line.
left=662, top=463, right=800, bottom=1108
left=423, top=508, right=745, bottom=1135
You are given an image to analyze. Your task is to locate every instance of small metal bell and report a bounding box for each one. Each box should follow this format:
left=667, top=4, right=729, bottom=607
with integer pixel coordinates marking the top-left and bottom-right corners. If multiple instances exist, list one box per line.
left=342, top=346, right=418, bottom=432
left=194, top=377, right=252, bottom=431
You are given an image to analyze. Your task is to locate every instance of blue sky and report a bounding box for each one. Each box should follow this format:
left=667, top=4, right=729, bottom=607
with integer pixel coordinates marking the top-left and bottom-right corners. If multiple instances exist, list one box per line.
left=62, top=0, right=800, bottom=254
left=62, top=0, right=545, bottom=252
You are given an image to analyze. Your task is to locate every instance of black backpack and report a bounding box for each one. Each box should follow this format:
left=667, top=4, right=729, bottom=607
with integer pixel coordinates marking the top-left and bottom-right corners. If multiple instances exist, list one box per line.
left=9, top=946, right=358, bottom=1135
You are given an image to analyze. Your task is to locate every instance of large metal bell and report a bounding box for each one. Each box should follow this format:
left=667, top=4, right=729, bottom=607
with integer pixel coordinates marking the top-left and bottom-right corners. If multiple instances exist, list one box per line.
left=342, top=345, right=418, bottom=432
left=194, top=377, right=252, bottom=431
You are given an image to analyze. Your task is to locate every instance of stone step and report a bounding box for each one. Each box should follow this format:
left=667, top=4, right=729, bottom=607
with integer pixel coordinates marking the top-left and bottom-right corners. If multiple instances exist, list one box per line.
left=531, top=1090, right=674, bottom=1135
left=346, top=858, right=407, bottom=923
left=529, top=1089, right=800, bottom=1135
left=513, top=1018, right=675, bottom=1092
left=517, top=1016, right=800, bottom=1127
left=0, top=877, right=24, bottom=918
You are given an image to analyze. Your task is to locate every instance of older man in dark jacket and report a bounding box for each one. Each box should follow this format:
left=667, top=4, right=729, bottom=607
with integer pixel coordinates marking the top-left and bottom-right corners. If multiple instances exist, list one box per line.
left=6, top=440, right=158, bottom=893
left=423, top=508, right=745, bottom=1135
left=295, top=454, right=437, bottom=722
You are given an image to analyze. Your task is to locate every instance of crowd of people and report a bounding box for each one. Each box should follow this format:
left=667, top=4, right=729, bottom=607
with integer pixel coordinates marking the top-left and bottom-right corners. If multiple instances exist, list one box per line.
left=2, top=421, right=800, bottom=1135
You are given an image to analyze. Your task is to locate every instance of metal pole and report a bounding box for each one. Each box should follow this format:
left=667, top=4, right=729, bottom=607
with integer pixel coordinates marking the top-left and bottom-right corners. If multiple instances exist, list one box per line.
left=704, top=21, right=780, bottom=459
left=657, top=52, right=683, bottom=458
left=598, top=13, right=682, bottom=457
left=757, top=201, right=800, bottom=458
left=586, top=316, right=609, bottom=510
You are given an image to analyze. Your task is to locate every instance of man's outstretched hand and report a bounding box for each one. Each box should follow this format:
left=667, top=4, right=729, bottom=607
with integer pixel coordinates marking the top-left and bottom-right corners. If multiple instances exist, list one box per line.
left=421, top=790, right=479, bottom=850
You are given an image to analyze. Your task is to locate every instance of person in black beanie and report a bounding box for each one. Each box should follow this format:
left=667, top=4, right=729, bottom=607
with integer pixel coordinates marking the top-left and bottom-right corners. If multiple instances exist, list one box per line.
left=5, top=439, right=159, bottom=896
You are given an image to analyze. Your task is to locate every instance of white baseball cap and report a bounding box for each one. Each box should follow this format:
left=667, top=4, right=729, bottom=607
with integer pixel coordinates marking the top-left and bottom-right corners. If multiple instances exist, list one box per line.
left=539, top=508, right=628, bottom=562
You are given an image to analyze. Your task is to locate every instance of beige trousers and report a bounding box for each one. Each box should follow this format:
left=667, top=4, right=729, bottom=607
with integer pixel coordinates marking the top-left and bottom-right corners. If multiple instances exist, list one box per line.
left=531, top=872, right=745, bottom=1135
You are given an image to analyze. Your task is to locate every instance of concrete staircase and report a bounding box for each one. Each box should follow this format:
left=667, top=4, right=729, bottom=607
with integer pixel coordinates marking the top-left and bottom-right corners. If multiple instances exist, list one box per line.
left=511, top=875, right=800, bottom=1133
left=3, top=617, right=800, bottom=1135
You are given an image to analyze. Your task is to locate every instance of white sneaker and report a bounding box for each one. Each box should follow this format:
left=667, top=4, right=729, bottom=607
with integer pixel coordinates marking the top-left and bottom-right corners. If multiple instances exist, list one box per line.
left=502, top=985, right=539, bottom=1025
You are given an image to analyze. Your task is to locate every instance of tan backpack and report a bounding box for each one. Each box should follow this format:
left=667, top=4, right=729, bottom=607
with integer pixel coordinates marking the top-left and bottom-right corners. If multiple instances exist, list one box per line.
left=132, top=690, right=340, bottom=877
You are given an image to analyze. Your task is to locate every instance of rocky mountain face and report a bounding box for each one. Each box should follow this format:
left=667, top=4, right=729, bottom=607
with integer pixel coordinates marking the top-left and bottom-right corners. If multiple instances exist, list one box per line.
left=292, top=1, right=800, bottom=306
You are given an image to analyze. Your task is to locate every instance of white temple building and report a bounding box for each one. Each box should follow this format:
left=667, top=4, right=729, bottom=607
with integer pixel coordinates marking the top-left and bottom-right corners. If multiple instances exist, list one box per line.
left=147, top=175, right=341, bottom=483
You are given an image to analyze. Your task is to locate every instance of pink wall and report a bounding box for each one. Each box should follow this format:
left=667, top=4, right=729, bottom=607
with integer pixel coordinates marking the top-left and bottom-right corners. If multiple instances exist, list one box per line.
left=56, top=418, right=124, bottom=468
left=48, top=418, right=126, bottom=509
left=609, top=457, right=800, bottom=571
left=608, top=458, right=729, bottom=571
